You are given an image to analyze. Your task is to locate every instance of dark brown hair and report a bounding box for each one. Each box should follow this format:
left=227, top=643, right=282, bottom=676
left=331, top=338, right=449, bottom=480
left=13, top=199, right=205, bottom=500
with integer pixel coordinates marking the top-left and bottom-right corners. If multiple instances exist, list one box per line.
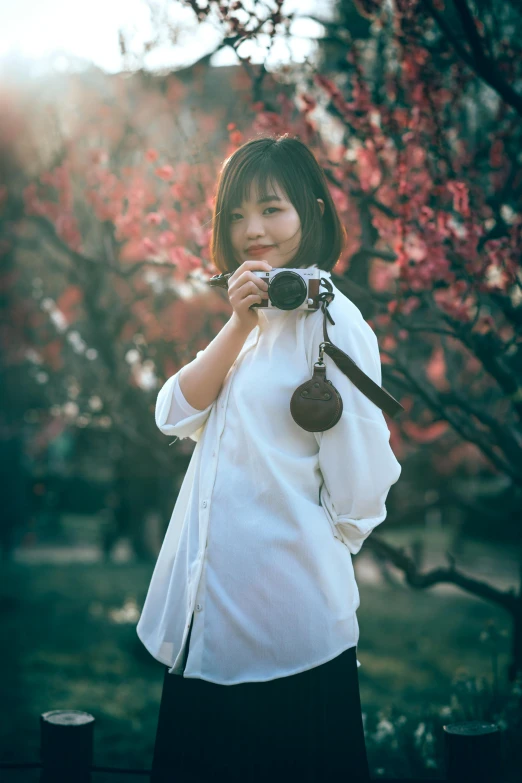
left=210, top=134, right=347, bottom=274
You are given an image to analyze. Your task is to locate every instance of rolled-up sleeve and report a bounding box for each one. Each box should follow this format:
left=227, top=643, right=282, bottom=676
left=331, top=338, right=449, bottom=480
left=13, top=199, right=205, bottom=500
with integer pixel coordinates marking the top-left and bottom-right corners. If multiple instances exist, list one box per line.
left=155, top=351, right=215, bottom=443
left=308, top=303, right=402, bottom=555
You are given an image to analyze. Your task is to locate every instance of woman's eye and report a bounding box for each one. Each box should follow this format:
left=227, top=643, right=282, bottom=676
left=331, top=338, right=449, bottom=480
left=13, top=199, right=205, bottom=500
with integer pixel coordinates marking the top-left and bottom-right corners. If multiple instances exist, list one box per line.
left=230, top=207, right=280, bottom=221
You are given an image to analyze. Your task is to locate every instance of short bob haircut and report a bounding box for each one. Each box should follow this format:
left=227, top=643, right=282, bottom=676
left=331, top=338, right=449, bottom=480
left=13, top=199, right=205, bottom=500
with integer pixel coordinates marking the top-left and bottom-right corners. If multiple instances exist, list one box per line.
left=210, top=134, right=347, bottom=274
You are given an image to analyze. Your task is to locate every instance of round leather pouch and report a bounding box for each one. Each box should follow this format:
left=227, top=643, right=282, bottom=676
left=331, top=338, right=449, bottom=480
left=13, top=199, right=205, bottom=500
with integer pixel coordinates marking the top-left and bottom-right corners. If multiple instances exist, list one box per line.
left=290, top=363, right=343, bottom=433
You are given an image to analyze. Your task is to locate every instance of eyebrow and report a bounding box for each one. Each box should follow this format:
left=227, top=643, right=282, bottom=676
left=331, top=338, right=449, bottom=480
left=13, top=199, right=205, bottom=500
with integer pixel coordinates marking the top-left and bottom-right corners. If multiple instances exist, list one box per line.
left=231, top=195, right=282, bottom=208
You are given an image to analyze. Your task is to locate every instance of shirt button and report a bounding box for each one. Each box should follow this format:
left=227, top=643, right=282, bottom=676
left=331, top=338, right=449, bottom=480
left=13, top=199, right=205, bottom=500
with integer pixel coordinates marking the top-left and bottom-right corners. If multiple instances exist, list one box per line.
left=202, top=500, right=207, bottom=508
left=196, top=604, right=203, bottom=612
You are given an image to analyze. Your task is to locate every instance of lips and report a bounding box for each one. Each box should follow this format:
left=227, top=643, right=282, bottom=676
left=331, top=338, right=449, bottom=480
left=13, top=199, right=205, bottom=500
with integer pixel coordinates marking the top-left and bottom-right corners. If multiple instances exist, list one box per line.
left=247, top=245, right=274, bottom=255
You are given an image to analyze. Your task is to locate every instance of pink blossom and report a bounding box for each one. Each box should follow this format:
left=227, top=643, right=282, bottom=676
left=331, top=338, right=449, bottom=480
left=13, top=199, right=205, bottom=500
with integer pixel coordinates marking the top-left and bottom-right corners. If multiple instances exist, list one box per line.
left=142, top=238, right=156, bottom=255
left=157, top=231, right=176, bottom=247
left=146, top=212, right=163, bottom=226
left=155, top=165, right=175, bottom=181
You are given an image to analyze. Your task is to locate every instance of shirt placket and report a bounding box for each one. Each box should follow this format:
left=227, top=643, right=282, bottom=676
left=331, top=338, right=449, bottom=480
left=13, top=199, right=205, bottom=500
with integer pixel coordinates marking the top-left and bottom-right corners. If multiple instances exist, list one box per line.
left=184, top=327, right=260, bottom=643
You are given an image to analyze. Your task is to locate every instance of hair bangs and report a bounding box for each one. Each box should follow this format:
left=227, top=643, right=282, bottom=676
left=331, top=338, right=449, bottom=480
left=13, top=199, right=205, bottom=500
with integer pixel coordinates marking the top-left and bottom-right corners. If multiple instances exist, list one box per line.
left=226, top=161, right=285, bottom=216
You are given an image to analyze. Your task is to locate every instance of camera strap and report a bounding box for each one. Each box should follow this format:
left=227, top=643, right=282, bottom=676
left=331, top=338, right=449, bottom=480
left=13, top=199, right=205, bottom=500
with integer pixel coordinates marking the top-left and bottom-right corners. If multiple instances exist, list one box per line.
left=316, top=278, right=404, bottom=419
left=207, top=271, right=404, bottom=419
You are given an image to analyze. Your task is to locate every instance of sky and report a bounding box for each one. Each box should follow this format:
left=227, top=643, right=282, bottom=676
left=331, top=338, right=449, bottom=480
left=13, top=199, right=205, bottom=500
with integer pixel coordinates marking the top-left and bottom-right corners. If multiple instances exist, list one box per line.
left=0, top=0, right=332, bottom=75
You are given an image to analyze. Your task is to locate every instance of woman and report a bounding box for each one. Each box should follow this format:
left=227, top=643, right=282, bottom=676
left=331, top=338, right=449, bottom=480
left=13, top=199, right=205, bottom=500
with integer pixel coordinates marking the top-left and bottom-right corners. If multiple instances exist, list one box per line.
left=138, top=134, right=402, bottom=782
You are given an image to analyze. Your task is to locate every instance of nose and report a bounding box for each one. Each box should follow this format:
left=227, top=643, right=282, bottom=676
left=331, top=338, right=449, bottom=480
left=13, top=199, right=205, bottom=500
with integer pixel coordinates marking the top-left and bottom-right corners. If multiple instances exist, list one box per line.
left=245, top=213, right=266, bottom=237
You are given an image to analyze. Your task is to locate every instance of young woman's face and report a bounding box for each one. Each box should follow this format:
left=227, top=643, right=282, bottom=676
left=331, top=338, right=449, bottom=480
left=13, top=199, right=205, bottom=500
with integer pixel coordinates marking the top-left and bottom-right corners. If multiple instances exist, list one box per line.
left=228, top=180, right=324, bottom=269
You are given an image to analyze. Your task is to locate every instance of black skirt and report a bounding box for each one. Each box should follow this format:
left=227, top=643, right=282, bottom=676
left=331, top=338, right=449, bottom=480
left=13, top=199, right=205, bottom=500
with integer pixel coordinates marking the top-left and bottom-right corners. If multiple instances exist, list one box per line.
left=150, top=613, right=370, bottom=783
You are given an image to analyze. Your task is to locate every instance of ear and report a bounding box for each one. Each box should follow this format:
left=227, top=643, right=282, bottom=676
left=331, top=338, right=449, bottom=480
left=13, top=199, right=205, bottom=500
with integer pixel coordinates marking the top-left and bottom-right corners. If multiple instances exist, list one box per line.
left=316, top=198, right=324, bottom=217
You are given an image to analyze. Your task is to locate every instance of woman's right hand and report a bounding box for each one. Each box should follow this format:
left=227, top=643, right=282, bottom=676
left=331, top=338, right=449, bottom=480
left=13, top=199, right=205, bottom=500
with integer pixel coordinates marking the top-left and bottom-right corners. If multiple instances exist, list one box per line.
left=227, top=260, right=272, bottom=333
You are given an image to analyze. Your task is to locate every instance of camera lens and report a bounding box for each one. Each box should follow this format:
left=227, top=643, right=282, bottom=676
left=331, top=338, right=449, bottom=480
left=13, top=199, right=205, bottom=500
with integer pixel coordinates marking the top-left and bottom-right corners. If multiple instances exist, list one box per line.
left=268, top=271, right=307, bottom=310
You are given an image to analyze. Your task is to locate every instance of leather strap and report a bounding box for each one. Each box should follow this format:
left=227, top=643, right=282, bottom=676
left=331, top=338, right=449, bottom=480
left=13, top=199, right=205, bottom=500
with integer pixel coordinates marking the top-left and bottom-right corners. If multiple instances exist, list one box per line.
left=318, top=279, right=404, bottom=419
left=208, top=272, right=405, bottom=419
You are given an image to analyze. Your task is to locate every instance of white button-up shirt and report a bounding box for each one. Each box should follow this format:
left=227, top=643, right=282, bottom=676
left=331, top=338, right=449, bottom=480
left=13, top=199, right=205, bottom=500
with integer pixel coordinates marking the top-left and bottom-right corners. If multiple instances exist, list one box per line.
left=136, top=268, right=402, bottom=684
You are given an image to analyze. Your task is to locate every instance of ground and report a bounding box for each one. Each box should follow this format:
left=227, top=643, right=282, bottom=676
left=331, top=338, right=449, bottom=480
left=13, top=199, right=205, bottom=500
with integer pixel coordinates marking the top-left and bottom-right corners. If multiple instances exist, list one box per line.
left=0, top=520, right=515, bottom=779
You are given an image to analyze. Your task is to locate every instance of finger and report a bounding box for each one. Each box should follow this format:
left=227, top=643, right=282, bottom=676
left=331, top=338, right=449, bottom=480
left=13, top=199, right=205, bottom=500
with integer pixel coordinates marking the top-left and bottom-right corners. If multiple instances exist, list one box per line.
left=238, top=272, right=268, bottom=292
left=242, top=260, right=272, bottom=268
left=240, top=280, right=260, bottom=299
left=246, top=292, right=264, bottom=310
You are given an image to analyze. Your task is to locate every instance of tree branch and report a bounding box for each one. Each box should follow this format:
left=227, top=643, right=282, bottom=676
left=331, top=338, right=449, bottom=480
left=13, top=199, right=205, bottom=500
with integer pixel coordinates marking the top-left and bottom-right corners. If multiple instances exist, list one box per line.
left=422, top=0, right=522, bottom=117
left=367, top=533, right=520, bottom=614
left=385, top=348, right=521, bottom=483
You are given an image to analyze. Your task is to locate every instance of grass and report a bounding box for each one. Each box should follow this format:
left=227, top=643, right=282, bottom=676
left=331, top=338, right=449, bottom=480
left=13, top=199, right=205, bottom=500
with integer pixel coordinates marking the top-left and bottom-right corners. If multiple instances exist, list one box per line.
left=0, top=529, right=514, bottom=777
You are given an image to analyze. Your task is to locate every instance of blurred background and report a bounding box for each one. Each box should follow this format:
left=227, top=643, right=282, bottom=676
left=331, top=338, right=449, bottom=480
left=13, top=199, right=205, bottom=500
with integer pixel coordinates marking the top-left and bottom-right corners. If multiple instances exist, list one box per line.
left=1, top=0, right=521, bottom=779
